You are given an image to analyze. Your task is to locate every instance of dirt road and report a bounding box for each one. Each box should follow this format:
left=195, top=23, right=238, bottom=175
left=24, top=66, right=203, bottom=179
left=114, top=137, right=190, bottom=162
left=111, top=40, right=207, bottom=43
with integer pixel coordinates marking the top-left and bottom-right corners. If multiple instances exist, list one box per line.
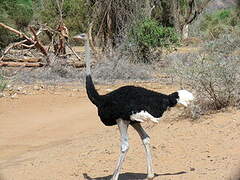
left=0, top=86, right=240, bottom=180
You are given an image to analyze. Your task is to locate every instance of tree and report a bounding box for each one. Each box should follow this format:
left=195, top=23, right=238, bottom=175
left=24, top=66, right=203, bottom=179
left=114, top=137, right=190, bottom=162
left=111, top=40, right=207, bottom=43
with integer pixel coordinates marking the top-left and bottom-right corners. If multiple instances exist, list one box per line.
left=171, top=0, right=211, bottom=39
left=151, top=0, right=174, bottom=27
left=237, top=0, right=240, bottom=12
left=33, top=0, right=88, bottom=36
left=89, top=0, right=150, bottom=50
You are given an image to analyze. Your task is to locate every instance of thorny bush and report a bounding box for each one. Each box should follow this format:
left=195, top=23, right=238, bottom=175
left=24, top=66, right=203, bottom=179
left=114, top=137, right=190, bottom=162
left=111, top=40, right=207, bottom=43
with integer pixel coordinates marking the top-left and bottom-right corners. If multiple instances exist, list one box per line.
left=167, top=33, right=240, bottom=118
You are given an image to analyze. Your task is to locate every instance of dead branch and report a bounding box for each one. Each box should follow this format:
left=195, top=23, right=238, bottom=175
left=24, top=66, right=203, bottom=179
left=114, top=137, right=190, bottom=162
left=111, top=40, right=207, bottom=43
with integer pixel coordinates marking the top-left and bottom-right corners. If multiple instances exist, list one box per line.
left=68, top=61, right=86, bottom=68
left=88, top=22, right=98, bottom=55
left=2, top=57, right=41, bottom=63
left=56, top=0, right=64, bottom=23
left=0, top=22, right=48, bottom=56
left=0, top=61, right=44, bottom=67
left=65, top=42, right=82, bottom=61
left=0, top=23, right=23, bottom=37
left=0, top=22, right=33, bottom=43
left=21, top=44, right=35, bottom=48
left=0, top=40, right=28, bottom=61
left=96, top=0, right=113, bottom=38
left=29, top=26, right=48, bottom=56
left=55, top=23, right=68, bottom=55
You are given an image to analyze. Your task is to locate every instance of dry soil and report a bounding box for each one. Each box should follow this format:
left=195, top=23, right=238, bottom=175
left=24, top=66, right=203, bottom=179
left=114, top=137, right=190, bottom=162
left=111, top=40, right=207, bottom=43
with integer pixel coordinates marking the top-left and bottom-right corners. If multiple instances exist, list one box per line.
left=0, top=84, right=240, bottom=180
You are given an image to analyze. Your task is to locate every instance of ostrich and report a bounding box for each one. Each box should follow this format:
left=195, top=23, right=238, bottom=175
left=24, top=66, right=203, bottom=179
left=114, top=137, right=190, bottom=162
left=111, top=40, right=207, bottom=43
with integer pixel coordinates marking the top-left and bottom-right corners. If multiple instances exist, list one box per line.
left=74, top=33, right=194, bottom=180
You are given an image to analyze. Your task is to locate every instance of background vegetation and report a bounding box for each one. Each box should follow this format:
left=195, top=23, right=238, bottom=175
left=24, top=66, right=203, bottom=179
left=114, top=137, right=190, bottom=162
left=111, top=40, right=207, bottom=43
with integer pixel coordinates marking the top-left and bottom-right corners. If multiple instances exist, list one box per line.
left=33, top=0, right=88, bottom=37
left=0, top=0, right=240, bottom=117
left=192, top=8, right=240, bottom=39
left=0, top=0, right=33, bottom=48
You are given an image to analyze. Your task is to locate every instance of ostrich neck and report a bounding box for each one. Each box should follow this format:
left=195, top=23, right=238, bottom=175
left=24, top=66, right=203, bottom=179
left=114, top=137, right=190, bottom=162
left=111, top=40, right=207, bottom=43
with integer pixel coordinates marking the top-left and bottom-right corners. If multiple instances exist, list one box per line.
left=85, top=39, right=91, bottom=75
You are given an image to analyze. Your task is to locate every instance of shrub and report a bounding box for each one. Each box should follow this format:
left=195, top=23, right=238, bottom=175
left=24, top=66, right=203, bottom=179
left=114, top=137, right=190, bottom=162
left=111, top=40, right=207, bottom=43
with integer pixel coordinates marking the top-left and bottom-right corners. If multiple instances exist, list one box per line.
left=131, top=19, right=179, bottom=48
left=0, top=0, right=33, bottom=48
left=172, top=55, right=240, bottom=109
left=2, top=0, right=33, bottom=29
left=0, top=10, right=18, bottom=48
left=198, top=8, right=240, bottom=39
left=167, top=33, right=240, bottom=117
left=204, top=33, right=240, bottom=55
left=92, top=55, right=153, bottom=83
left=127, top=18, right=179, bottom=63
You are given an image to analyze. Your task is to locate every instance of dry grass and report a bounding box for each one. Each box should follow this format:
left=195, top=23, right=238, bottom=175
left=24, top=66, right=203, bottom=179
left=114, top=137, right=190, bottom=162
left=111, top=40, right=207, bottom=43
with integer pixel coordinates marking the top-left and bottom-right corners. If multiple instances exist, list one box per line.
left=166, top=33, right=240, bottom=119
left=8, top=50, right=156, bottom=86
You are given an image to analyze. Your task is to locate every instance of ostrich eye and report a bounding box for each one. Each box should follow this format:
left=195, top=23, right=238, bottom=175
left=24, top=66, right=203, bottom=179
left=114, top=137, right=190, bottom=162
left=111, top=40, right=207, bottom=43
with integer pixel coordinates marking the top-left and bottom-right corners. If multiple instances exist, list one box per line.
left=80, top=33, right=86, bottom=38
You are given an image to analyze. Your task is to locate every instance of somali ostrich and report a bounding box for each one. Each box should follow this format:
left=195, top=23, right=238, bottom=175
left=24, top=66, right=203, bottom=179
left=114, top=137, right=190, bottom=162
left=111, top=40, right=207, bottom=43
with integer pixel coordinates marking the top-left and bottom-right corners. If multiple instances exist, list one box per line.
left=74, top=33, right=194, bottom=180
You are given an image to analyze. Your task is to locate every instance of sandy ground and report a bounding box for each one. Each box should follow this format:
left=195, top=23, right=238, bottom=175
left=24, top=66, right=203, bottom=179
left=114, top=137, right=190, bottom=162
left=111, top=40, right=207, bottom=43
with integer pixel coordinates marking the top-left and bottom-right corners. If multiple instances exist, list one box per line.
left=0, top=84, right=240, bottom=180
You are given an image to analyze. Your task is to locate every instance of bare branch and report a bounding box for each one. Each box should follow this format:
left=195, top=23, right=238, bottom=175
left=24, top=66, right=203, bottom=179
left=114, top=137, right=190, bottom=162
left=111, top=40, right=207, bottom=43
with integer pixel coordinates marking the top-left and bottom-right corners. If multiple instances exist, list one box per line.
left=65, top=42, right=82, bottom=61
left=29, top=26, right=48, bottom=56
left=56, top=0, right=64, bottom=23
left=0, top=40, right=28, bottom=61
left=0, top=22, right=34, bottom=43
left=88, top=22, right=98, bottom=55
left=0, top=61, right=44, bottom=67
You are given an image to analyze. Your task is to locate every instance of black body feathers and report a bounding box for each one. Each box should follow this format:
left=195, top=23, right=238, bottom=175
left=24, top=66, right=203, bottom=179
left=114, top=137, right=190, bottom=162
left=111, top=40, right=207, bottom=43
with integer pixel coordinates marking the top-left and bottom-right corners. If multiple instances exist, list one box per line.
left=86, top=76, right=179, bottom=126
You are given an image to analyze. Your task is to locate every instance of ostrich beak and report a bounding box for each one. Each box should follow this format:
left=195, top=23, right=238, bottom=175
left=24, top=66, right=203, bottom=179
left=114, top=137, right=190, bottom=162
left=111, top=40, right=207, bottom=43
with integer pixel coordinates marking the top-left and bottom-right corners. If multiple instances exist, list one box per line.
left=73, top=33, right=86, bottom=40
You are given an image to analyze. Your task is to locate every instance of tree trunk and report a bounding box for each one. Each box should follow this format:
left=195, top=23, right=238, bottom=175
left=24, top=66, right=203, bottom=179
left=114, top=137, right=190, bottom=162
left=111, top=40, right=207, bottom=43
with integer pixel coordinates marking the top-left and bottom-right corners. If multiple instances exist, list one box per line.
left=182, top=24, right=189, bottom=39
left=145, top=0, right=152, bottom=18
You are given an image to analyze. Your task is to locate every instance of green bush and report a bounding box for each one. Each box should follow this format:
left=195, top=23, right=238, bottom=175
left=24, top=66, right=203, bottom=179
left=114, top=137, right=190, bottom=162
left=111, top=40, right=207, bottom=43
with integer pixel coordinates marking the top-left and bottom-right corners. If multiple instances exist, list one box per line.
left=131, top=18, right=179, bottom=48
left=128, top=18, right=179, bottom=63
left=12, top=3, right=33, bottom=28
left=1, top=0, right=33, bottom=29
left=0, top=6, right=18, bottom=48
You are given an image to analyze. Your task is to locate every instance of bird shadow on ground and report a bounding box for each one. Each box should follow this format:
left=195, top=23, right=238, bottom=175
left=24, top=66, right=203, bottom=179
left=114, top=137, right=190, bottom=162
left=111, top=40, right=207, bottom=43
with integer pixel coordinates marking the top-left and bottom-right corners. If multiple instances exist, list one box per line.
left=83, top=171, right=187, bottom=180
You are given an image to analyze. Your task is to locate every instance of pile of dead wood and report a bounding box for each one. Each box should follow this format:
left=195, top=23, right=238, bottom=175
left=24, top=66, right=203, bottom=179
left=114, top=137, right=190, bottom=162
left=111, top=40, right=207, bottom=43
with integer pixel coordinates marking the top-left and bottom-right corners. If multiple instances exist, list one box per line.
left=0, top=22, right=89, bottom=68
left=0, top=56, right=44, bottom=67
left=0, top=23, right=48, bottom=61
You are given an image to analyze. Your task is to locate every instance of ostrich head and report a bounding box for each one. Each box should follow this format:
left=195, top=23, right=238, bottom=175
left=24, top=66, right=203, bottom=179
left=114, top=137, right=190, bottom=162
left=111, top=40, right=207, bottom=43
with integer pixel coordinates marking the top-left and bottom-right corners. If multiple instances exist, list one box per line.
left=177, top=90, right=194, bottom=107
left=73, top=33, right=88, bottom=41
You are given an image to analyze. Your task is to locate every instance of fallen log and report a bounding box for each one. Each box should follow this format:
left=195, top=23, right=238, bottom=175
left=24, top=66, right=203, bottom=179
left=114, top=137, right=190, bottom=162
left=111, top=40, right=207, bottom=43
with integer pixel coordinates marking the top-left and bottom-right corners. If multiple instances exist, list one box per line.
left=68, top=61, right=96, bottom=68
left=0, top=61, right=44, bottom=67
left=2, top=57, right=42, bottom=63
left=69, top=62, right=86, bottom=68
